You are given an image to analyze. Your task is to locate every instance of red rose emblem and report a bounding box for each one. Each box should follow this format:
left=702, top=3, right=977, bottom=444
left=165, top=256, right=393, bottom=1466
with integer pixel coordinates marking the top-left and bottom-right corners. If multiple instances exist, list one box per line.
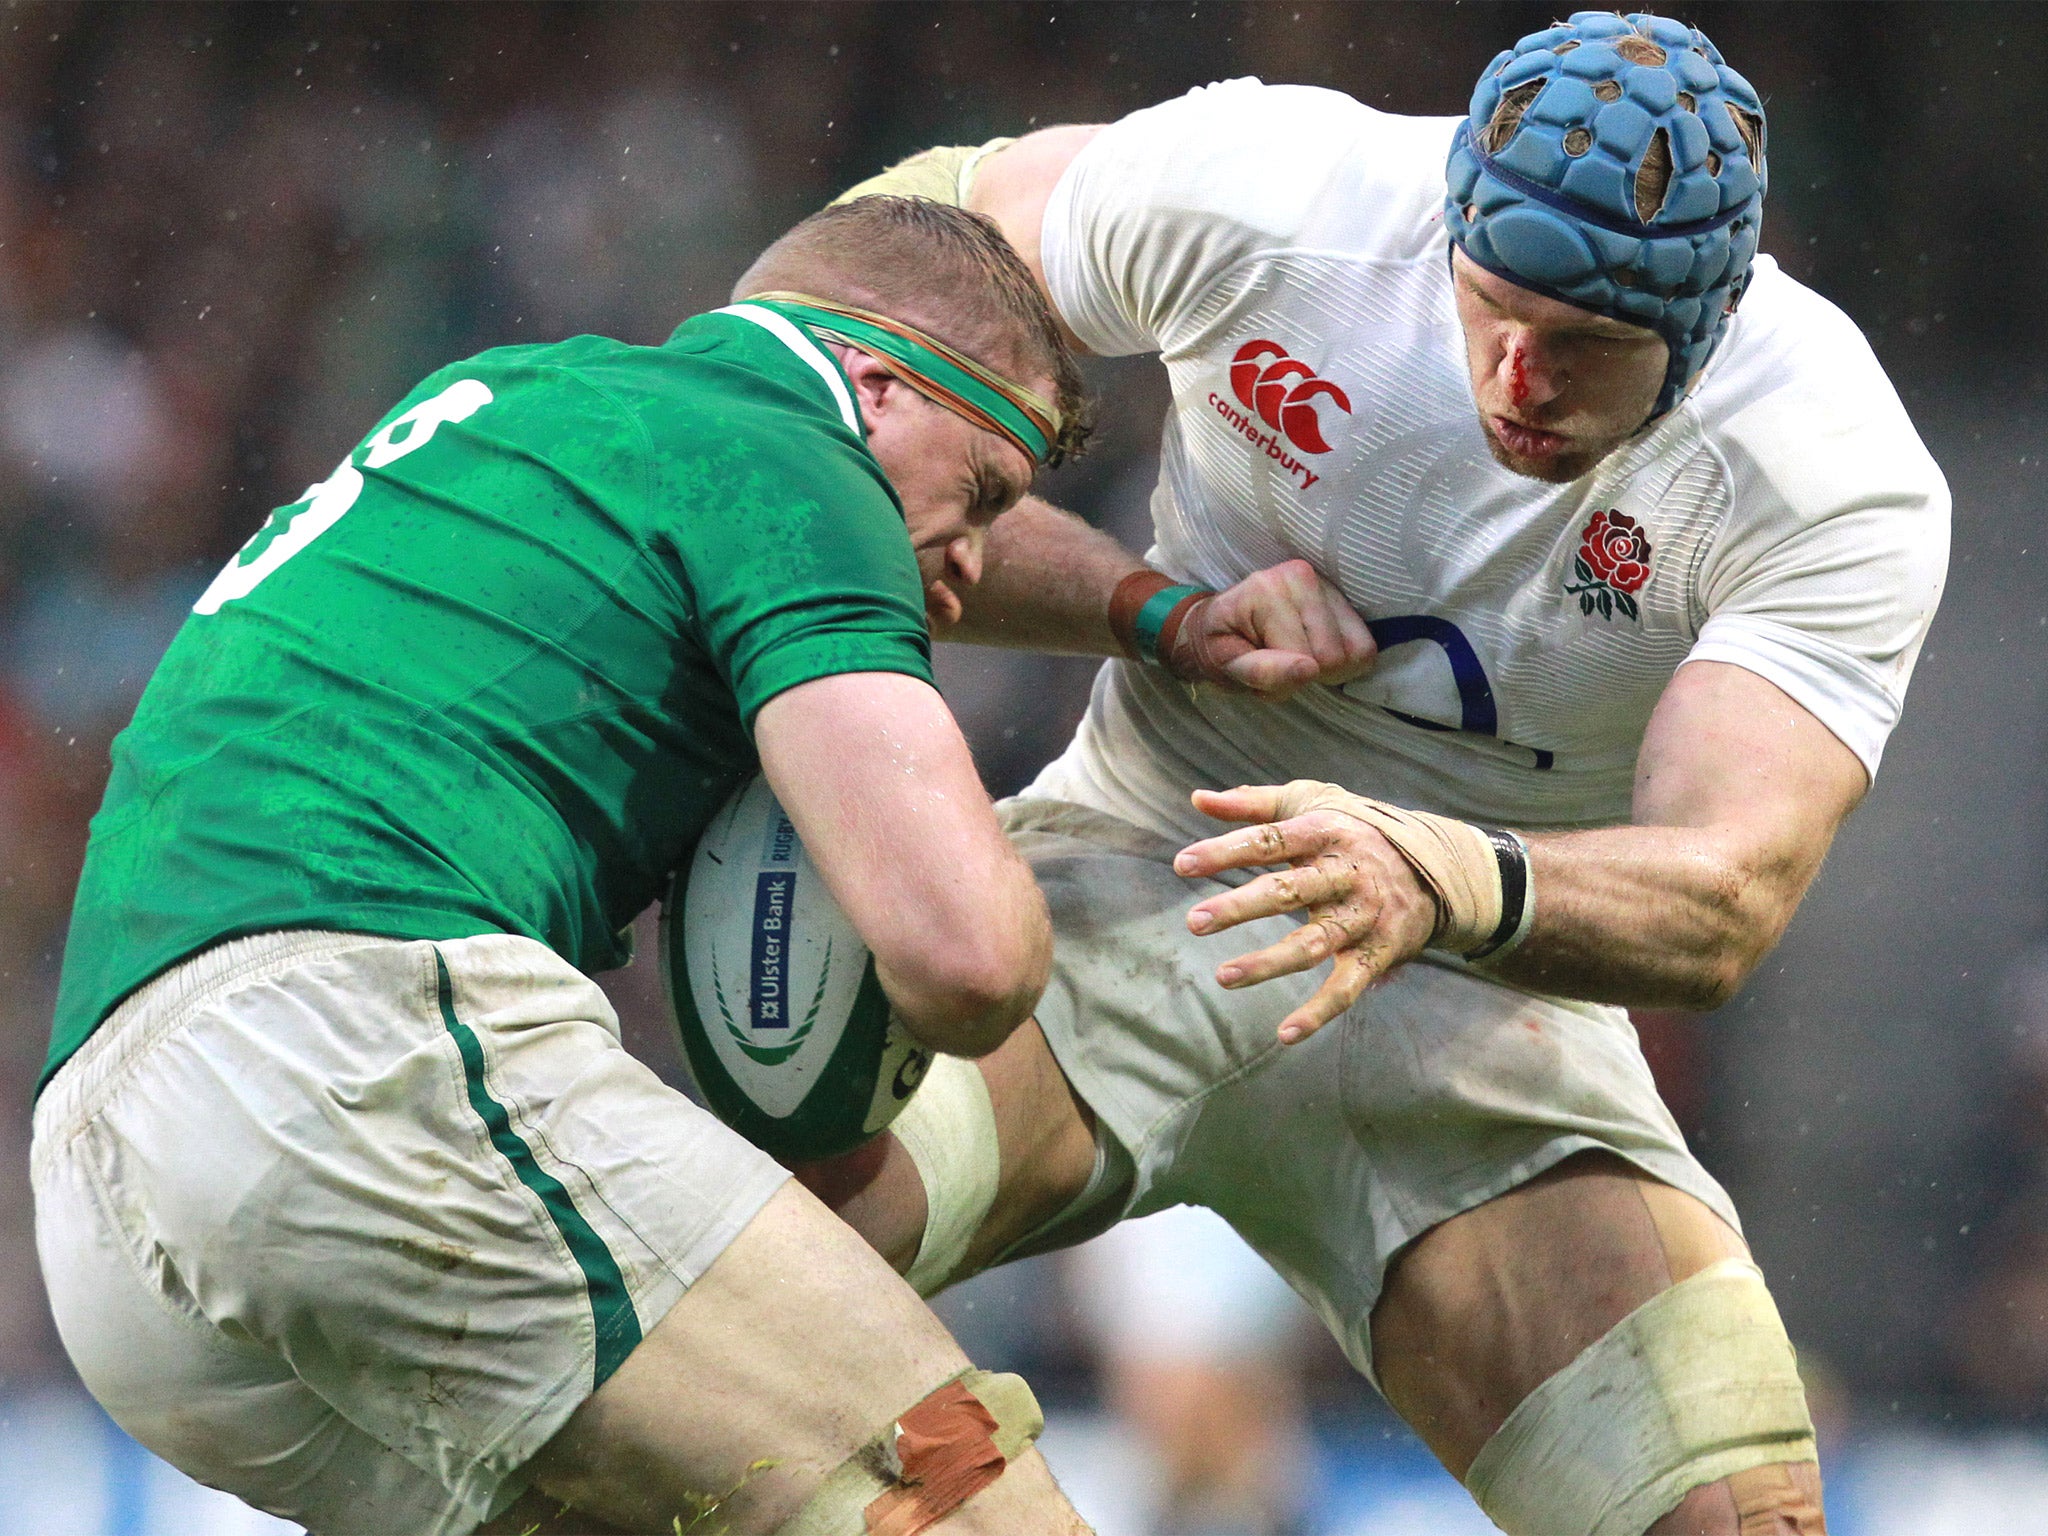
left=1566, top=509, right=1653, bottom=622
left=1579, top=510, right=1653, bottom=594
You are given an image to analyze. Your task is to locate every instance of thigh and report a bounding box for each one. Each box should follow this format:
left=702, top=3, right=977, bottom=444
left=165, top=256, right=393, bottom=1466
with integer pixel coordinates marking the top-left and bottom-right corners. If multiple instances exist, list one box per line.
left=794, top=1019, right=1103, bottom=1279
left=1139, top=952, right=1742, bottom=1379
left=1369, top=1152, right=1825, bottom=1533
left=1371, top=1150, right=1748, bottom=1477
left=999, top=795, right=1318, bottom=1199
left=521, top=1179, right=1089, bottom=1535
left=813, top=793, right=1326, bottom=1285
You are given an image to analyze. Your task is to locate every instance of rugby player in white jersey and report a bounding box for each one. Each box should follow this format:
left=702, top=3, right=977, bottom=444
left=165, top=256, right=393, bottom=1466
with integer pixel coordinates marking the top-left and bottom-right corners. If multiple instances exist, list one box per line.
left=801, top=12, right=1950, bottom=1534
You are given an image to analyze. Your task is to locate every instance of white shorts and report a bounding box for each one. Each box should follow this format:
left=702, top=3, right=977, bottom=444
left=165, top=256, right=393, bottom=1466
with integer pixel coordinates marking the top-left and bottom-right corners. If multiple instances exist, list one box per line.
left=31, top=929, right=790, bottom=1536
left=999, top=796, right=1739, bottom=1385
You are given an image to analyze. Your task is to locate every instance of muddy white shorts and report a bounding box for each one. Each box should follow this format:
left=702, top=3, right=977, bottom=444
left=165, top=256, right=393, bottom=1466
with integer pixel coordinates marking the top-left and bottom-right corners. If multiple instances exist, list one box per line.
left=30, top=929, right=790, bottom=1536
left=999, top=796, right=1739, bottom=1385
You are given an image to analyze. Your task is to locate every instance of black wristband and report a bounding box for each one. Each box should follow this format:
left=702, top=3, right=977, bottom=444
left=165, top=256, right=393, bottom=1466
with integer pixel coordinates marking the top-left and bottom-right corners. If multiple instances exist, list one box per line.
left=1464, top=828, right=1532, bottom=962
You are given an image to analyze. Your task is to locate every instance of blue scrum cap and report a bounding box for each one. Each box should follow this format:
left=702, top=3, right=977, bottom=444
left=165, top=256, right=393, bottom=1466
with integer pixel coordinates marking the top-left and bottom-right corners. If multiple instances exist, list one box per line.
left=1444, top=11, right=1767, bottom=422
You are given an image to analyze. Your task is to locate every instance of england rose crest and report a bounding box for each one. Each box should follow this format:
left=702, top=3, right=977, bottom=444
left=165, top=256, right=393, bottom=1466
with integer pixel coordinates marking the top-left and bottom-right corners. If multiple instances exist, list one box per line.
left=1566, top=509, right=1652, bottom=622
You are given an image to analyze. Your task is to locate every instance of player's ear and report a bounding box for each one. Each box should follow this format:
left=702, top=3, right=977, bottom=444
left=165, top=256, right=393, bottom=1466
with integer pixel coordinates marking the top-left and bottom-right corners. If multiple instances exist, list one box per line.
left=836, top=349, right=901, bottom=435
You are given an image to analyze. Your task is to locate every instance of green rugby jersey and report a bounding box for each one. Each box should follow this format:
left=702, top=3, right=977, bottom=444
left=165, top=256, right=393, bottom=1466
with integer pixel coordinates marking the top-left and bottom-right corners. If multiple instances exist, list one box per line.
left=46, top=308, right=932, bottom=1088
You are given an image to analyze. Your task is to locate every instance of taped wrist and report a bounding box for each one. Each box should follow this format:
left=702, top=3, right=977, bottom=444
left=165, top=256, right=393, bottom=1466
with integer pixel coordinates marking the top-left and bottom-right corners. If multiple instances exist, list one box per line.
left=774, top=1367, right=1045, bottom=1536
left=1108, top=569, right=1212, bottom=671
left=831, top=138, right=1018, bottom=208
left=1286, top=780, right=1533, bottom=960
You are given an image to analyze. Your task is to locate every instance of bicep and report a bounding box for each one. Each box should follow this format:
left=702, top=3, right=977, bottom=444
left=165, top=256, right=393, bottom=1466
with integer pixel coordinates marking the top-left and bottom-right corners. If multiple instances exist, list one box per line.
left=1634, top=659, right=1868, bottom=879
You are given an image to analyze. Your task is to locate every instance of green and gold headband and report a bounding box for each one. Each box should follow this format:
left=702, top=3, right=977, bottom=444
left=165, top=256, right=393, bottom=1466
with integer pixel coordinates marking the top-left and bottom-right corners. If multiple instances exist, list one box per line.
left=746, top=292, right=1059, bottom=465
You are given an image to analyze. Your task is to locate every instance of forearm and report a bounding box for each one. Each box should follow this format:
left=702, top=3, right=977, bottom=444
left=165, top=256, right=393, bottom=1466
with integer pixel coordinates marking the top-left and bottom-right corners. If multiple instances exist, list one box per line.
left=1178, top=666, right=1865, bottom=1039
left=1485, top=823, right=1811, bottom=1011
left=943, top=495, right=1147, bottom=655
left=755, top=672, right=1052, bottom=1057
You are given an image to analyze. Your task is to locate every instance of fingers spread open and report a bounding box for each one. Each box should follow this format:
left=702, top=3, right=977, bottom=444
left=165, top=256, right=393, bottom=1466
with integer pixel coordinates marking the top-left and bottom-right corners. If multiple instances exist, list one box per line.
left=1277, top=946, right=1384, bottom=1044
left=1187, top=784, right=1283, bottom=826
left=1176, top=812, right=1328, bottom=877
left=1187, top=858, right=1355, bottom=935
left=1214, top=907, right=1360, bottom=991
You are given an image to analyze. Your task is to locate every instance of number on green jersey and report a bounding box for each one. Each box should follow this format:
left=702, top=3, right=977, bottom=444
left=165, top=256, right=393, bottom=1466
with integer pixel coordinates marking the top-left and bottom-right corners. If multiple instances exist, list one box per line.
left=194, top=378, right=494, bottom=615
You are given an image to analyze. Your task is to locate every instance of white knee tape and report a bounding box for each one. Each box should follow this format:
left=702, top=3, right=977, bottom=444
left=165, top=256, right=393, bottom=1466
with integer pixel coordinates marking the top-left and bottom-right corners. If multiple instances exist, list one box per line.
left=893, top=1055, right=1001, bottom=1296
left=1464, top=1259, right=1818, bottom=1536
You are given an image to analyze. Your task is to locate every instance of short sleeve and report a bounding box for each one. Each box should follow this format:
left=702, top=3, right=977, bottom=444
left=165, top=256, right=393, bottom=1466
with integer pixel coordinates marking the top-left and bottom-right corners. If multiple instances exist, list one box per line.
left=1043, top=79, right=1388, bottom=357
left=644, top=404, right=933, bottom=729
left=1689, top=375, right=1950, bottom=781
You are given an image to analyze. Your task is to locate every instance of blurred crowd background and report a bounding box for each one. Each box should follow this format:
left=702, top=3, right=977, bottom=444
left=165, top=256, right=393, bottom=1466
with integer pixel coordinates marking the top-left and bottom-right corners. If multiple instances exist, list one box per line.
left=2, top=4, right=2046, bottom=1532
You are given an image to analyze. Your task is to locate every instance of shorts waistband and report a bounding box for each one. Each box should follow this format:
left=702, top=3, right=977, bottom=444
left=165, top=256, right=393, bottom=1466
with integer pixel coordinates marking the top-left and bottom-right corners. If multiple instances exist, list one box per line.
left=33, top=930, right=394, bottom=1167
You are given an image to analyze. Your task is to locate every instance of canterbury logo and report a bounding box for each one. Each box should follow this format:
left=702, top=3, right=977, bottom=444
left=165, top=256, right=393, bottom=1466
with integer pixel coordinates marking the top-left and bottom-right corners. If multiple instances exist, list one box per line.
left=1208, top=340, right=1352, bottom=492
left=1231, top=341, right=1351, bottom=452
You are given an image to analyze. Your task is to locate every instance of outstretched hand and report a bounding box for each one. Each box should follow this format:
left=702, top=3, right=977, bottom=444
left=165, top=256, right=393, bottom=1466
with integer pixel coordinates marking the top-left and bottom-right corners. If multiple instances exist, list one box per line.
left=1165, top=560, right=1375, bottom=698
left=1174, top=780, right=1439, bottom=1044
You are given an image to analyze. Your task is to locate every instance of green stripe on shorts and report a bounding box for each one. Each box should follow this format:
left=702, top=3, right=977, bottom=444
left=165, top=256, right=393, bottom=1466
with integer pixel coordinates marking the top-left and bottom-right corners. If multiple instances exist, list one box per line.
left=434, top=951, right=642, bottom=1387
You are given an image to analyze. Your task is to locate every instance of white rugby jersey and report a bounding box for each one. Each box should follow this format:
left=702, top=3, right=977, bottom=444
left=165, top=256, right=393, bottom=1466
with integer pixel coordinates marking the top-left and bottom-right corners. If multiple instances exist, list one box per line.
left=1023, top=78, right=1950, bottom=839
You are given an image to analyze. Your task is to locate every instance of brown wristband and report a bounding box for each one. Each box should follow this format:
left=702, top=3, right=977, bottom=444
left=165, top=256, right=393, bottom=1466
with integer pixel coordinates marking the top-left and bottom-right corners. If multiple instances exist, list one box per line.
left=1108, top=569, right=1213, bottom=668
left=1108, top=570, right=1178, bottom=660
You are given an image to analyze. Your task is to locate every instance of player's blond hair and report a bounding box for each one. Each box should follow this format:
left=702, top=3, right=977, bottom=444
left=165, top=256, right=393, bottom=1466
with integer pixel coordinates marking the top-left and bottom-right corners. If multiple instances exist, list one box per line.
left=734, top=196, right=1091, bottom=465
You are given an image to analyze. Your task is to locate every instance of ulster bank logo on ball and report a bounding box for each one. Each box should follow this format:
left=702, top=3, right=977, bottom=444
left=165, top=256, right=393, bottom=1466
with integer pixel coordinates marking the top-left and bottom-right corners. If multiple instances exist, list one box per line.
left=662, top=775, right=933, bottom=1161
left=729, top=812, right=816, bottom=1066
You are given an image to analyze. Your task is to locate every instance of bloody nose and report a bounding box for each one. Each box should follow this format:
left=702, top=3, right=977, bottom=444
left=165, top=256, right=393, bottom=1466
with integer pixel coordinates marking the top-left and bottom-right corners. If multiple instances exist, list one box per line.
left=1508, top=344, right=1533, bottom=409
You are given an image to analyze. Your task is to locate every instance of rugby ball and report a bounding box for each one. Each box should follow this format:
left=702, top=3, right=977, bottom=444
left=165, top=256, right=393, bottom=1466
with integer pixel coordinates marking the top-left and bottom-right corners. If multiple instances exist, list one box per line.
left=662, top=774, right=934, bottom=1162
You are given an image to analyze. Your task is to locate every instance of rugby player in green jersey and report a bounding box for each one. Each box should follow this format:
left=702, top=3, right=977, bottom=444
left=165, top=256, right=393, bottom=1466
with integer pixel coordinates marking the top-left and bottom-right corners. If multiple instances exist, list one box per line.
left=31, top=197, right=1108, bottom=1536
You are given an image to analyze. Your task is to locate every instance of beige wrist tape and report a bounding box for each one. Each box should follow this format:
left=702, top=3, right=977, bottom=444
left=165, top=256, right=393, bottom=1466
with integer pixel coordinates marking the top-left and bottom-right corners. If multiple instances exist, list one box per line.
left=1465, top=1258, right=1818, bottom=1536
left=832, top=138, right=1018, bottom=209
left=1286, top=781, right=1529, bottom=959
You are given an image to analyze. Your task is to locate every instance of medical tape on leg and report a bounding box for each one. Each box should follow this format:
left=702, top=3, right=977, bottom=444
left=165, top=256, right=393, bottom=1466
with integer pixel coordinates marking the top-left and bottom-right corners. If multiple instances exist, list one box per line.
left=892, top=1055, right=1001, bottom=1297
left=831, top=138, right=1017, bottom=208
left=774, top=1367, right=1045, bottom=1536
left=1464, top=1258, right=1818, bottom=1536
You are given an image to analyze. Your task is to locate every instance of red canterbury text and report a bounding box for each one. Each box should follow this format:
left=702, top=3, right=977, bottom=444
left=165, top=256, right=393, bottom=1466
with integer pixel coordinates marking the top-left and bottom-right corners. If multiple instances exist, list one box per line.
left=1210, top=340, right=1351, bottom=491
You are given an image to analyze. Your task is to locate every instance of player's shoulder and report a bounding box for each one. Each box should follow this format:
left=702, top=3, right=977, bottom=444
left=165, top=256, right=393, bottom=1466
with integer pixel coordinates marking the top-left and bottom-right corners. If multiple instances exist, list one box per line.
left=418, top=334, right=652, bottom=438
left=1693, top=257, right=1949, bottom=529
left=1081, top=77, right=1460, bottom=255
left=535, top=316, right=870, bottom=470
left=1110, top=76, right=1363, bottom=143
left=624, top=313, right=899, bottom=523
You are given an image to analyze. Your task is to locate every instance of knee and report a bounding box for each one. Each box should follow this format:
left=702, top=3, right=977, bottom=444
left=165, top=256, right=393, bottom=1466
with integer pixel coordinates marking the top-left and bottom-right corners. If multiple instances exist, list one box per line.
left=1464, top=1260, right=1822, bottom=1536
